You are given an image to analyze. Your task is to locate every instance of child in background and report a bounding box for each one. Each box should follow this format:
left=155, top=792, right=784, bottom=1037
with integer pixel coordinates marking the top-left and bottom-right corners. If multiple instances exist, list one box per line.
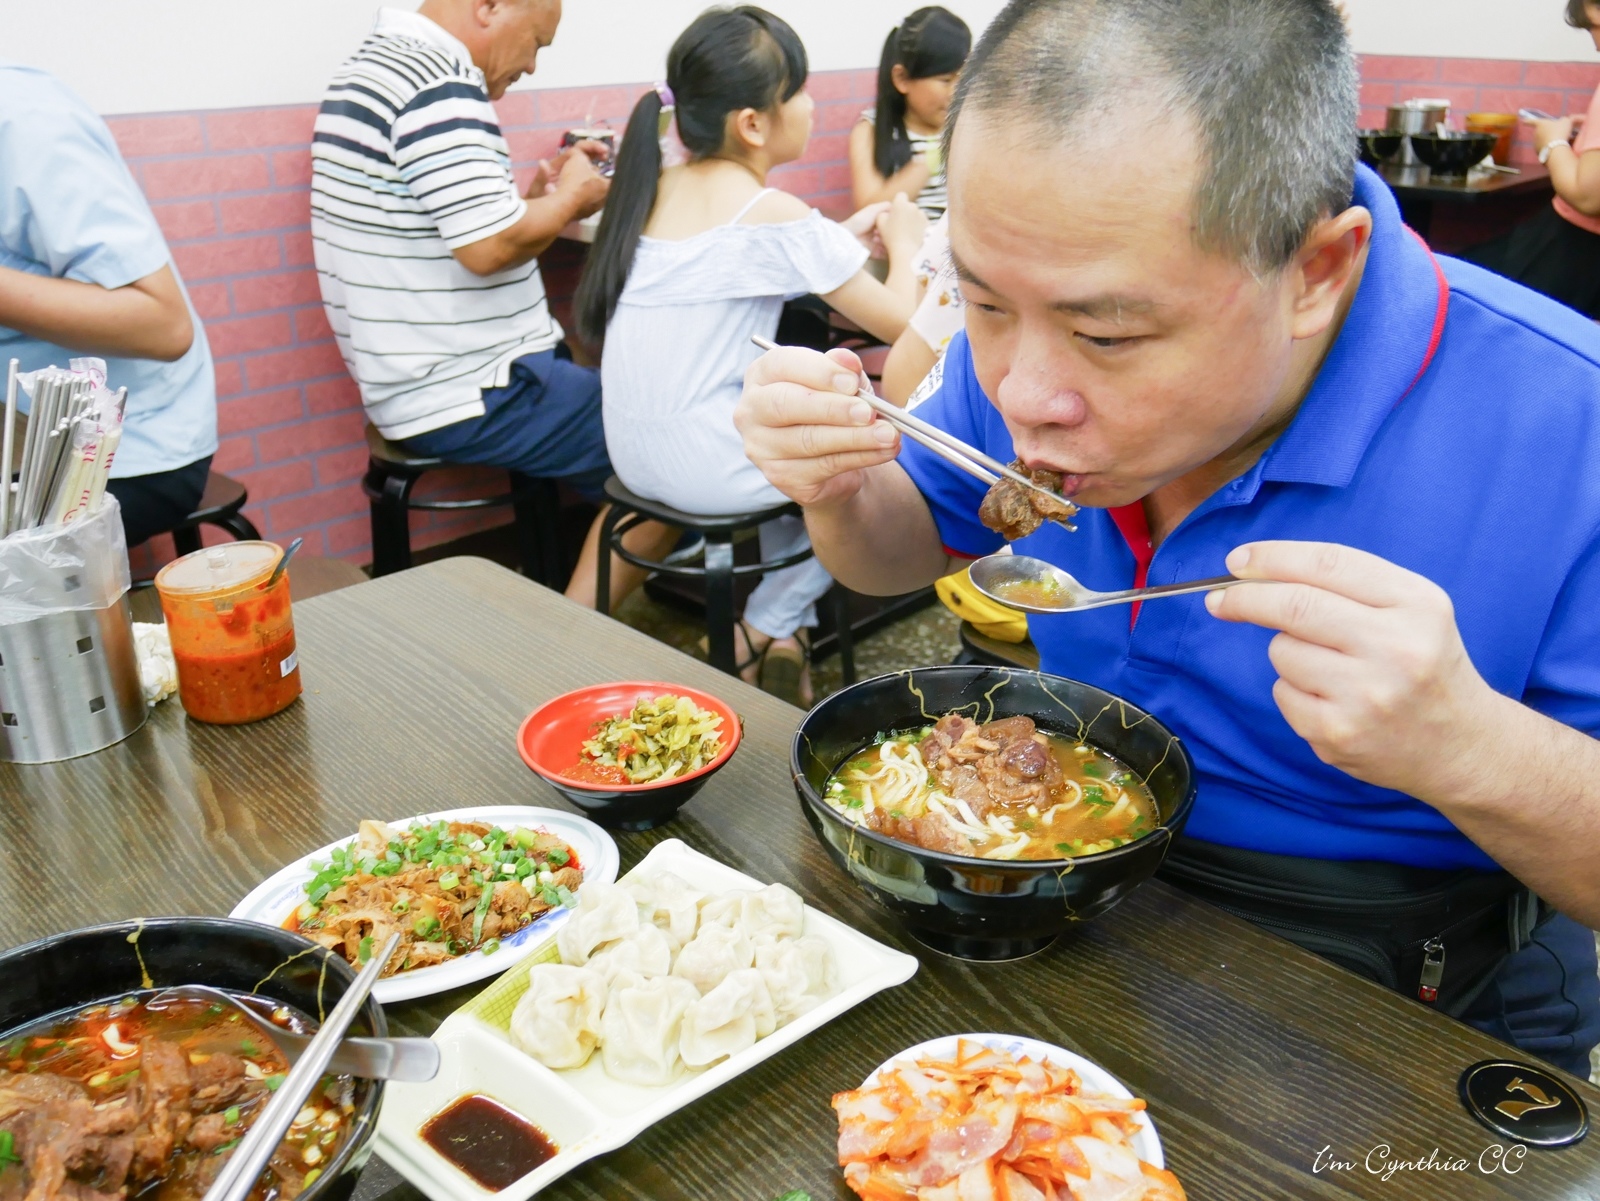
left=575, top=5, right=926, bottom=706
left=849, top=7, right=972, bottom=217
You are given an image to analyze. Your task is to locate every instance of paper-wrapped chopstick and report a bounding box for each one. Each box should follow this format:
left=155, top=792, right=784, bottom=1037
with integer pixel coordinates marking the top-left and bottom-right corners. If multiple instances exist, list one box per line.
left=4, top=366, right=127, bottom=538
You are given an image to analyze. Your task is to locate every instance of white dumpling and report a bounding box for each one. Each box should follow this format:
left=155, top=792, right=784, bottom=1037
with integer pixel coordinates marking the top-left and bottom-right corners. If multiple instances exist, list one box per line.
left=509, top=963, right=606, bottom=1069
left=623, top=870, right=705, bottom=948
left=671, top=923, right=754, bottom=995
left=586, top=923, right=675, bottom=987
left=679, top=968, right=777, bottom=1068
left=738, top=883, right=806, bottom=941
left=753, top=935, right=839, bottom=1025
left=557, top=881, right=639, bottom=965
left=599, top=975, right=701, bottom=1086
left=697, top=890, right=754, bottom=932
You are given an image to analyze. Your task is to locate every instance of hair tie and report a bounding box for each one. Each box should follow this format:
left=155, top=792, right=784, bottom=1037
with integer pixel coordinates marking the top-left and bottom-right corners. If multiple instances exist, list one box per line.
left=655, top=81, right=690, bottom=168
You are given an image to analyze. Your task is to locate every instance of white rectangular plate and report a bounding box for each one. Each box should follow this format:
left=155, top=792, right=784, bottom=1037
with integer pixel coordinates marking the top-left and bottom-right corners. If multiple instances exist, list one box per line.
left=374, top=838, right=919, bottom=1201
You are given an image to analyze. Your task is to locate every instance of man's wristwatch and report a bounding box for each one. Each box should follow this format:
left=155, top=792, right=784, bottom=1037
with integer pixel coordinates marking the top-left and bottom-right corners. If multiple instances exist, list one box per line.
left=1540, top=140, right=1571, bottom=165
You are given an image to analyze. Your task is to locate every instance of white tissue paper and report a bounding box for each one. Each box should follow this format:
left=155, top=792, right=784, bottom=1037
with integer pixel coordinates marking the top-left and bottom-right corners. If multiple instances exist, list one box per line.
left=132, top=621, right=177, bottom=705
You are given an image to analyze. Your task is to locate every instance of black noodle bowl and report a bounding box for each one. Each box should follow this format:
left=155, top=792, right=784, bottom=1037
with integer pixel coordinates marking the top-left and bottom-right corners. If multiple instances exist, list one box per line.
left=792, top=666, right=1197, bottom=961
left=0, top=917, right=385, bottom=1201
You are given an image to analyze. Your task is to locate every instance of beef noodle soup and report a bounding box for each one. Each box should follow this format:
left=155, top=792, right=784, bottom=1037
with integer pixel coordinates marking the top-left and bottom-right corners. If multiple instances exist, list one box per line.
left=0, top=991, right=355, bottom=1201
left=825, top=714, right=1157, bottom=860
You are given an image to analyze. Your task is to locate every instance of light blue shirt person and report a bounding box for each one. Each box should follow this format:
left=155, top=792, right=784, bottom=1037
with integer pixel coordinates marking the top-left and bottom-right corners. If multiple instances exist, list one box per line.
left=0, top=62, right=217, bottom=479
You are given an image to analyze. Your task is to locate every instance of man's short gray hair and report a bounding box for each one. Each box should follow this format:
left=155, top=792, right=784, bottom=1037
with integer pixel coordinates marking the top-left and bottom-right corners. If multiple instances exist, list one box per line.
left=947, top=0, right=1359, bottom=273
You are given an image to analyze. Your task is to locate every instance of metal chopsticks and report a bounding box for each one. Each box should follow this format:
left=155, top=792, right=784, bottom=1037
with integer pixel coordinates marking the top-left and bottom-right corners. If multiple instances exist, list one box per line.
left=749, top=336, right=1073, bottom=513
left=200, top=933, right=401, bottom=1201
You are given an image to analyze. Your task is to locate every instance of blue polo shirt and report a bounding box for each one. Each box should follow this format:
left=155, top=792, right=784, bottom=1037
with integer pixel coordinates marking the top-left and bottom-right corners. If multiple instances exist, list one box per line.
left=901, top=165, right=1600, bottom=871
left=0, top=64, right=217, bottom=477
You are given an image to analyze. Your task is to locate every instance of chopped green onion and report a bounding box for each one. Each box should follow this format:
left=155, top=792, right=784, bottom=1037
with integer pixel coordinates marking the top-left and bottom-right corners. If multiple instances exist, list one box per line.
left=302, top=1169, right=323, bottom=1188
left=212, top=1139, right=240, bottom=1156
left=0, top=1130, right=22, bottom=1169
left=545, top=847, right=569, bottom=867
left=239, top=1040, right=259, bottom=1055
left=391, top=899, right=410, bottom=914
left=438, top=872, right=460, bottom=891
left=471, top=879, right=495, bottom=945
left=264, top=1074, right=286, bottom=1091
left=357, top=936, right=374, bottom=963
left=224, top=1106, right=241, bottom=1126
left=1081, top=762, right=1106, bottom=778
left=481, top=939, right=501, bottom=956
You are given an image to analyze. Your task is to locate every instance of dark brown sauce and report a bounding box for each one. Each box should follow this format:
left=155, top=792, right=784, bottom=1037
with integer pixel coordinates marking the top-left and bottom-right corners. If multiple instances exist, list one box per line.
left=420, top=1094, right=557, bottom=1191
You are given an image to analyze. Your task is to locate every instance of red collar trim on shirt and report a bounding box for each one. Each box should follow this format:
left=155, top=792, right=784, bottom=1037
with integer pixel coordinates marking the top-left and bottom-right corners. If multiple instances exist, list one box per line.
left=1399, top=227, right=1450, bottom=407
left=1107, top=501, right=1154, bottom=629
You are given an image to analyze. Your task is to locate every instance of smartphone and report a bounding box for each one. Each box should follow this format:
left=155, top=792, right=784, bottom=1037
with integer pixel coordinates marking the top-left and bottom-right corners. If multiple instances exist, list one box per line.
left=1519, top=108, right=1555, bottom=121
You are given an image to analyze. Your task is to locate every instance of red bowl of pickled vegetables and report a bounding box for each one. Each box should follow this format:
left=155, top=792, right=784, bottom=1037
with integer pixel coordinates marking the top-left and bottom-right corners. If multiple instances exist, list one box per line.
left=517, top=681, right=742, bottom=832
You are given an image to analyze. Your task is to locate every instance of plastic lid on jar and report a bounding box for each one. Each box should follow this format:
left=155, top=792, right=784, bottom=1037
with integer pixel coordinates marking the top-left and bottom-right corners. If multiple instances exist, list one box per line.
left=155, top=541, right=283, bottom=596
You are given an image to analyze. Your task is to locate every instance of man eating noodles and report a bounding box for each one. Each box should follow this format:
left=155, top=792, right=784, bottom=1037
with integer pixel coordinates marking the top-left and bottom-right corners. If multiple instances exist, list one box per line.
left=736, top=0, right=1600, bottom=1076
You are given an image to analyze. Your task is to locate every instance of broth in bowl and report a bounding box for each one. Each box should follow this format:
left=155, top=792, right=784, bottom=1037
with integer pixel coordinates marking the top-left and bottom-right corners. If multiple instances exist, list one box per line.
left=825, top=714, right=1157, bottom=860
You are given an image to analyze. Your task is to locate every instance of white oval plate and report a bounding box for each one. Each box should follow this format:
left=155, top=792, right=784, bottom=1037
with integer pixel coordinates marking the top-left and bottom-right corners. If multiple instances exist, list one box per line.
left=864, top=1033, right=1164, bottom=1169
left=230, top=806, right=619, bottom=1004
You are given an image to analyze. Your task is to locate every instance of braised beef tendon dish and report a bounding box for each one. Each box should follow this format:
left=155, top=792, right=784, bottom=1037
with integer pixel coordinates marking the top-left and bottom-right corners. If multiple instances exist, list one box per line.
left=978, top=462, right=1079, bottom=542
left=0, top=993, right=353, bottom=1201
left=827, top=714, right=1157, bottom=860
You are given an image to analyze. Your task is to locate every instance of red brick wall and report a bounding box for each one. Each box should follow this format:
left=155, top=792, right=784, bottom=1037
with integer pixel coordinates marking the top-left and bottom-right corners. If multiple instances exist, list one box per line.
left=1359, top=56, right=1600, bottom=164
left=107, top=68, right=876, bottom=572
left=106, top=56, right=1595, bottom=571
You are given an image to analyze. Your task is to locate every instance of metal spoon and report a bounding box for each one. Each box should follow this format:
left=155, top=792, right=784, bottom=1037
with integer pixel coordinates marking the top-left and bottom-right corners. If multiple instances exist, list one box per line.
left=148, top=983, right=439, bottom=1082
left=262, top=536, right=303, bottom=590
left=970, top=553, right=1245, bottom=614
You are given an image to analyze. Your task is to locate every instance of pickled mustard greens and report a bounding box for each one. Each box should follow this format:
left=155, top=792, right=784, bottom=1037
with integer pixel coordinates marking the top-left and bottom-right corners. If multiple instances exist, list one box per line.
left=573, top=695, right=725, bottom=784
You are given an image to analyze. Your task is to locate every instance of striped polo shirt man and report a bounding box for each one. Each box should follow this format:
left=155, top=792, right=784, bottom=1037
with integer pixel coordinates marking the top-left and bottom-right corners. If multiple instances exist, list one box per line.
left=310, top=7, right=561, bottom=440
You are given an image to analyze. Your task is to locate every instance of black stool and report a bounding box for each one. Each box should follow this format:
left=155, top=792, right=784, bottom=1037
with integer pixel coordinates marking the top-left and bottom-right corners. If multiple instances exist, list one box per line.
left=361, top=423, right=564, bottom=582
left=955, top=622, right=1040, bottom=671
left=171, top=472, right=262, bottom=556
left=595, top=476, right=856, bottom=685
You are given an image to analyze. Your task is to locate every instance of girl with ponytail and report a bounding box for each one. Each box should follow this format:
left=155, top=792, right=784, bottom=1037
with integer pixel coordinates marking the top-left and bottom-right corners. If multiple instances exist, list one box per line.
left=848, top=7, right=971, bottom=216
left=575, top=5, right=927, bottom=705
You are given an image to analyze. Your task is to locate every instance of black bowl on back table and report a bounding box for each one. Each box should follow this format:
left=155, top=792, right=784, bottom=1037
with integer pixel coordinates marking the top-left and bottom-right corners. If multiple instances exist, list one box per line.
left=1409, top=131, right=1498, bottom=178
left=1358, top=129, right=1405, bottom=166
left=792, top=665, right=1197, bottom=961
left=0, top=917, right=386, bottom=1201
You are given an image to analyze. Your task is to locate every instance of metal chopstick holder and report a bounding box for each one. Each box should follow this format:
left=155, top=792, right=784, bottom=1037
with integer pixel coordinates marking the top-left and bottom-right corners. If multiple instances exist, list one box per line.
left=200, top=933, right=401, bottom=1201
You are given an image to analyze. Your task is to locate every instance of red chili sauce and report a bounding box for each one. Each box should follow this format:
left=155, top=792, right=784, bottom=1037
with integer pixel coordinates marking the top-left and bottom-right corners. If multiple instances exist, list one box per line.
left=173, top=593, right=301, bottom=725
left=559, top=760, right=631, bottom=786
left=420, top=1095, right=557, bottom=1191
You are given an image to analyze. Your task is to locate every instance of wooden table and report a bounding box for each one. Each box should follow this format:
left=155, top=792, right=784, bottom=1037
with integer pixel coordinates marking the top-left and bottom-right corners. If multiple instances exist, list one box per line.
left=3, top=558, right=1596, bottom=1200
left=1378, top=163, right=1553, bottom=253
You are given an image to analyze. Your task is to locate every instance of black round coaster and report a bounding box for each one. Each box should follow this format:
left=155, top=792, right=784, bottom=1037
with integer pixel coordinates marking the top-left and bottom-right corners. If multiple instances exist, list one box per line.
left=1458, top=1060, right=1589, bottom=1148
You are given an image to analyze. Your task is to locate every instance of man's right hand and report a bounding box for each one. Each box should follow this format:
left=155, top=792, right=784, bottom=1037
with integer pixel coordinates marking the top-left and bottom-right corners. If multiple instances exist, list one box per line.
left=735, top=346, right=901, bottom=507
left=554, top=148, right=610, bottom=219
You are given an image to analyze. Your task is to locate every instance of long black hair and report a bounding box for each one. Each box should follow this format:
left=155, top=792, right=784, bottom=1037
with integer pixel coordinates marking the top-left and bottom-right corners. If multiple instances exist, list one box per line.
left=574, top=6, right=808, bottom=346
left=873, top=7, right=971, bottom=179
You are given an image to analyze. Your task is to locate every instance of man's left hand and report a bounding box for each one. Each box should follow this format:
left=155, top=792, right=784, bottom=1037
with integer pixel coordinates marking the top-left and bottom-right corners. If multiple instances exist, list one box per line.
left=1205, top=541, right=1506, bottom=801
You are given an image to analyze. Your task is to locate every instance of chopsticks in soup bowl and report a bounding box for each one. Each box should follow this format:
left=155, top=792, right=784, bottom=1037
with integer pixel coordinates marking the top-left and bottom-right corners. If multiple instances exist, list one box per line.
left=749, top=335, right=1071, bottom=516
left=201, top=932, right=401, bottom=1201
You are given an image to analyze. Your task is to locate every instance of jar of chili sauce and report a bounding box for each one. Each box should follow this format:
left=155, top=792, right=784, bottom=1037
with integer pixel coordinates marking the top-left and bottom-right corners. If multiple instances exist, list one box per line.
left=154, top=542, right=302, bottom=724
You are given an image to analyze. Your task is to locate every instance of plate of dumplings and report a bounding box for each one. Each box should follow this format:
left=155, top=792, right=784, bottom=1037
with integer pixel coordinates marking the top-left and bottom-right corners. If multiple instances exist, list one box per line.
left=373, top=838, right=919, bottom=1201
